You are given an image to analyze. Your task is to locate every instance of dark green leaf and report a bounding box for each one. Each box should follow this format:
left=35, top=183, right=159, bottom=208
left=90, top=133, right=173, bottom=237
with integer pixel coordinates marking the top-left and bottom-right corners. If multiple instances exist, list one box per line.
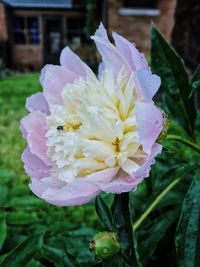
left=95, top=194, right=114, bottom=231
left=27, top=259, right=44, bottom=267
left=102, top=254, right=126, bottom=267
left=191, top=64, right=200, bottom=90
left=62, top=251, right=81, bottom=267
left=0, top=186, right=8, bottom=207
left=46, top=228, right=97, bottom=266
left=5, top=196, right=43, bottom=208
left=1, top=233, right=44, bottom=267
left=42, top=245, right=65, bottom=265
left=139, top=208, right=179, bottom=265
left=0, top=216, right=7, bottom=251
left=151, top=24, right=196, bottom=139
left=113, top=193, right=142, bottom=267
left=6, top=211, right=38, bottom=225
left=176, top=171, right=200, bottom=266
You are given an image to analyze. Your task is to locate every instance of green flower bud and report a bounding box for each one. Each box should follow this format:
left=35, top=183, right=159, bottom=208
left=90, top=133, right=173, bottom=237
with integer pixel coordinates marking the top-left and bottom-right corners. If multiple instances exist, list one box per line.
left=157, top=110, right=169, bottom=142
left=89, top=231, right=121, bottom=260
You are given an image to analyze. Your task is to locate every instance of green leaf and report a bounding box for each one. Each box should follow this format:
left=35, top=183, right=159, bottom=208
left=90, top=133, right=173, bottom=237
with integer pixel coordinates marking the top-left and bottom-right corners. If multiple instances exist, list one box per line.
left=27, top=259, right=44, bottom=267
left=176, top=171, right=200, bottom=266
left=6, top=211, right=38, bottom=225
left=1, top=233, right=44, bottom=267
left=102, top=254, right=126, bottom=267
left=113, top=193, right=142, bottom=267
left=151, top=24, right=196, bottom=139
left=0, top=186, right=8, bottom=207
left=0, top=216, right=7, bottom=251
left=42, top=245, right=65, bottom=265
left=139, top=208, right=179, bottom=265
left=5, top=196, right=43, bottom=208
left=95, top=194, right=114, bottom=231
left=191, top=64, right=200, bottom=90
left=62, top=251, right=81, bottom=267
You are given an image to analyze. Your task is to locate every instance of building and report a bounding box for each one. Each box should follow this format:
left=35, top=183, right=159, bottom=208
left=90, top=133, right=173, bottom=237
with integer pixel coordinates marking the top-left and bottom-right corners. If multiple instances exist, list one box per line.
left=0, top=0, right=176, bottom=70
left=107, top=0, right=176, bottom=54
left=0, top=0, right=104, bottom=70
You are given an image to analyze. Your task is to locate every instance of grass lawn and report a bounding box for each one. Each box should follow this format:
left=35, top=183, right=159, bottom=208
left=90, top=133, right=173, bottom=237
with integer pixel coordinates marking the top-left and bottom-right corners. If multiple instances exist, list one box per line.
left=0, top=73, right=41, bottom=179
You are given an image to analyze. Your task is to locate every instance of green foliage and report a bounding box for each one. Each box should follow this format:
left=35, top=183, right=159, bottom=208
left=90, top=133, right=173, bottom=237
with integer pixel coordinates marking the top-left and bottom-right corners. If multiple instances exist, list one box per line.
left=0, top=217, right=7, bottom=251
left=191, top=64, right=200, bottom=90
left=176, top=171, right=200, bottom=267
left=1, top=233, right=44, bottom=267
left=95, top=195, right=114, bottom=231
left=112, top=194, right=142, bottom=267
left=151, top=25, right=197, bottom=140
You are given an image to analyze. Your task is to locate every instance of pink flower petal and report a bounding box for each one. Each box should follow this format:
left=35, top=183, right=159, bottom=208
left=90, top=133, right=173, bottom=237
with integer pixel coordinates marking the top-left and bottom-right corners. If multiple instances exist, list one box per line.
left=112, top=32, right=148, bottom=71
left=60, top=47, right=95, bottom=78
left=40, top=64, right=77, bottom=105
left=98, top=62, right=104, bottom=79
left=86, top=167, right=119, bottom=183
left=134, top=69, right=161, bottom=102
left=97, top=170, right=138, bottom=193
left=135, top=101, right=163, bottom=152
left=20, top=111, right=51, bottom=165
left=26, top=92, right=49, bottom=114
left=22, top=146, right=50, bottom=180
left=134, top=143, right=162, bottom=180
left=29, top=178, right=100, bottom=206
left=98, top=143, right=162, bottom=193
left=91, top=23, right=131, bottom=76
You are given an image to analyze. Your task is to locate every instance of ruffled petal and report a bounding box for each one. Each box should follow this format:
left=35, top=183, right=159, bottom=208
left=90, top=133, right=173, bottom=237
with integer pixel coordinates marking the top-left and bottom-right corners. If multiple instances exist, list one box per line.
left=98, top=143, right=162, bottom=193
left=40, top=64, right=77, bottom=105
left=26, top=92, right=49, bottom=114
left=29, top=178, right=100, bottom=206
left=98, top=170, right=138, bottom=193
left=60, top=47, right=95, bottom=78
left=91, top=23, right=131, bottom=76
left=22, top=146, right=50, bottom=180
left=112, top=32, right=148, bottom=71
left=20, top=111, right=51, bottom=165
left=134, top=69, right=161, bottom=102
left=134, top=143, right=162, bottom=180
left=86, top=167, right=119, bottom=183
left=135, top=101, right=163, bottom=152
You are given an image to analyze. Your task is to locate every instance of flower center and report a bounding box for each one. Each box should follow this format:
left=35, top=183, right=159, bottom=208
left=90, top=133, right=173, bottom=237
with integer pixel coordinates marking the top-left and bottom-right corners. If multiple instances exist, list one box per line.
left=46, top=69, right=146, bottom=183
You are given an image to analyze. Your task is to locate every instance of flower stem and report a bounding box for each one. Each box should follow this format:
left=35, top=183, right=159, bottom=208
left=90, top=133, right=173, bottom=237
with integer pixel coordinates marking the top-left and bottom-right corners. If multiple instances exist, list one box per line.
left=133, top=177, right=181, bottom=231
left=113, top=193, right=141, bottom=266
left=166, top=134, right=200, bottom=154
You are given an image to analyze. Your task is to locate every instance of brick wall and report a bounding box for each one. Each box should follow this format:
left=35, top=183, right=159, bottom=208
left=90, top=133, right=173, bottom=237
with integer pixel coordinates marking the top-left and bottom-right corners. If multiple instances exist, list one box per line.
left=107, top=0, right=177, bottom=55
left=0, top=3, right=7, bottom=41
left=12, top=45, right=43, bottom=70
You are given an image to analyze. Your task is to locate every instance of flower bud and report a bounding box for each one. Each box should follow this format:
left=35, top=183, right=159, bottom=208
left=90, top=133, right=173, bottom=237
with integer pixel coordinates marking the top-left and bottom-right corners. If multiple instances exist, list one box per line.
left=89, top=232, right=121, bottom=260
left=157, top=111, right=169, bottom=142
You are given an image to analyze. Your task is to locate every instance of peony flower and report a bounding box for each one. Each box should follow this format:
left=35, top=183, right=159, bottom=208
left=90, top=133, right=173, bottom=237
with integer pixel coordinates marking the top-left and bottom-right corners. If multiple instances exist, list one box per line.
left=20, top=23, right=164, bottom=206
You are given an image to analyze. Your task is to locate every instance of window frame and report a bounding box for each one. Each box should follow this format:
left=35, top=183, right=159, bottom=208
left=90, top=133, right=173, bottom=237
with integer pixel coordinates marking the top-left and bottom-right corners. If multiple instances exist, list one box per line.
left=13, top=16, right=40, bottom=45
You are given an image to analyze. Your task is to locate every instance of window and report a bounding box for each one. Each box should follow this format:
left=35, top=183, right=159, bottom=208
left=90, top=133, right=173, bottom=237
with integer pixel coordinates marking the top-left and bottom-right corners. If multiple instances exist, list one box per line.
left=14, top=16, right=40, bottom=45
left=120, top=0, right=160, bottom=16
left=124, top=0, right=159, bottom=8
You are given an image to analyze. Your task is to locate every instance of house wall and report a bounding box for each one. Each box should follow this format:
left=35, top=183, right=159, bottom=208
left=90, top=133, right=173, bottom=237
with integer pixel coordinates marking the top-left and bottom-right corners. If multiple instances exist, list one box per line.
left=107, top=0, right=177, bottom=55
left=12, top=45, right=43, bottom=70
left=0, top=3, right=7, bottom=41
left=8, top=9, right=86, bottom=70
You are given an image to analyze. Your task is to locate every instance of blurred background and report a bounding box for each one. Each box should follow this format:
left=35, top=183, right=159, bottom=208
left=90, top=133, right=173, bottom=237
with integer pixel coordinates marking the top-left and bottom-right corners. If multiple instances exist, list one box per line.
left=0, top=0, right=191, bottom=71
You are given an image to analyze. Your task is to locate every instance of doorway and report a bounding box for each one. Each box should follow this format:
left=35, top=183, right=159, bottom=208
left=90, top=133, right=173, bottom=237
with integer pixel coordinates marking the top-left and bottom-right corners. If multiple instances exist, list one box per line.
left=43, top=16, right=63, bottom=64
